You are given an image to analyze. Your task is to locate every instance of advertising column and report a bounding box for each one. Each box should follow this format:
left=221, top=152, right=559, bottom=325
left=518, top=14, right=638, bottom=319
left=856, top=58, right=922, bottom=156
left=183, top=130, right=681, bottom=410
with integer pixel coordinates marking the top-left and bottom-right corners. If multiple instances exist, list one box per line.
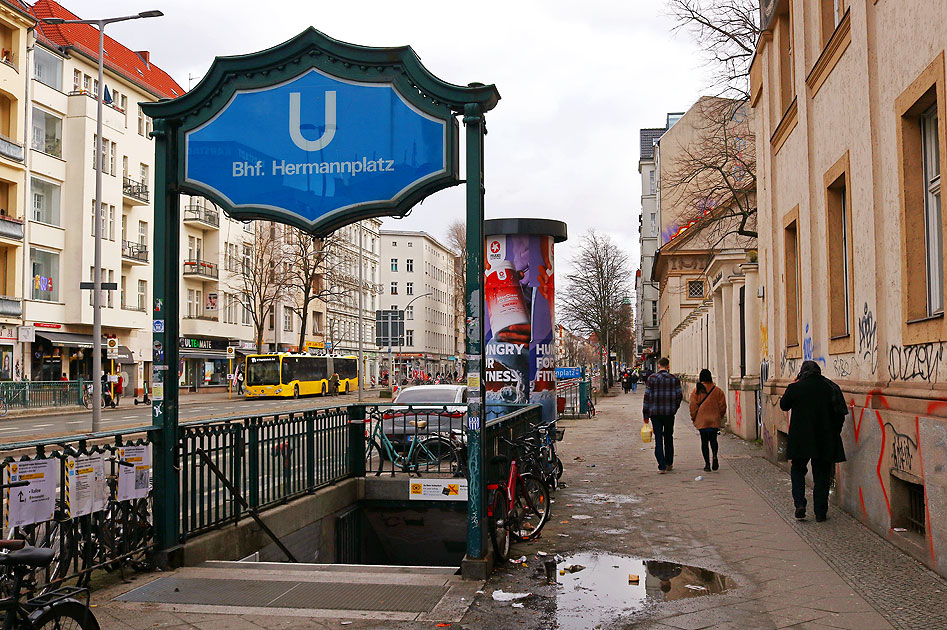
left=483, top=219, right=567, bottom=424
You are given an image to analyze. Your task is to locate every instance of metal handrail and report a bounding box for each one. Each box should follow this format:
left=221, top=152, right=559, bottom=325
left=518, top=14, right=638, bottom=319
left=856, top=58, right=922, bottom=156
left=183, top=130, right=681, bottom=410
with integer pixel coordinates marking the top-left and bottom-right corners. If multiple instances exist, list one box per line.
left=183, top=205, right=220, bottom=227
left=182, top=259, right=218, bottom=278
left=121, top=239, right=148, bottom=262
left=122, top=176, right=149, bottom=202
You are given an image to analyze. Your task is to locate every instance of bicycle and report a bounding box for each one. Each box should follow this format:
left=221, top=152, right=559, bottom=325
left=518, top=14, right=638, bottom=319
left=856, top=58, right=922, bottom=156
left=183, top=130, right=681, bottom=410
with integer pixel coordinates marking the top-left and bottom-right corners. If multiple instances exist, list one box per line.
left=487, top=437, right=551, bottom=561
left=0, top=398, right=6, bottom=418
left=364, top=415, right=461, bottom=476
left=0, top=539, right=99, bottom=629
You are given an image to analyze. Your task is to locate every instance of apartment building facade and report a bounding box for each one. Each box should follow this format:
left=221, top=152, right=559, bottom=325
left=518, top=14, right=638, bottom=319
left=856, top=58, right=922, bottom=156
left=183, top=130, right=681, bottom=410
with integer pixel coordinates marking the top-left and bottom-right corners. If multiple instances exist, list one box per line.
left=751, top=0, right=947, bottom=574
left=379, top=229, right=459, bottom=380
left=636, top=121, right=673, bottom=370
left=322, top=219, right=381, bottom=384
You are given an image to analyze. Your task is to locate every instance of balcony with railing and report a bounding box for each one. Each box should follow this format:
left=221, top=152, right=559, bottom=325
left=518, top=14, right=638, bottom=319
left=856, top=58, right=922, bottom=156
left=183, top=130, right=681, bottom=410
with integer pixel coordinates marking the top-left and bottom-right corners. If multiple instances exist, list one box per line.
left=121, top=240, right=148, bottom=264
left=0, top=214, right=23, bottom=241
left=183, top=205, right=219, bottom=229
left=0, top=295, right=21, bottom=317
left=0, top=132, right=23, bottom=163
left=122, top=176, right=149, bottom=204
left=183, top=259, right=218, bottom=279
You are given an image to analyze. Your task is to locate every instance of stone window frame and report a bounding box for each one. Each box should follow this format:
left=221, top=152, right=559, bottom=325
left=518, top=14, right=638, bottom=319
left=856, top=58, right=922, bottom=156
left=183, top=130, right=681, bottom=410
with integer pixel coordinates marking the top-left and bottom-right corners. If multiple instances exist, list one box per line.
left=783, top=206, right=802, bottom=356
left=825, top=150, right=854, bottom=354
left=896, top=52, right=947, bottom=346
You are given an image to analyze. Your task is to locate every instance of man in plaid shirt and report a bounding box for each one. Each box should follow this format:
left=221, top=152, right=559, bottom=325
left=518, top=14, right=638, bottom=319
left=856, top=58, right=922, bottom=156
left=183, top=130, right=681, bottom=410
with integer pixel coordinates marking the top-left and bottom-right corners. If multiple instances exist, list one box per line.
left=642, top=357, right=683, bottom=473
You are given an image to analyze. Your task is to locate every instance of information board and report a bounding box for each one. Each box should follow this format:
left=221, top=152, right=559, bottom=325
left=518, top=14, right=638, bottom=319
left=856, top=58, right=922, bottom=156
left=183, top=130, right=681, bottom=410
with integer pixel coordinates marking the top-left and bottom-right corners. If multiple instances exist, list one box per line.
left=66, top=455, right=107, bottom=517
left=409, top=478, right=468, bottom=501
left=117, top=445, right=151, bottom=502
left=4, top=459, right=56, bottom=528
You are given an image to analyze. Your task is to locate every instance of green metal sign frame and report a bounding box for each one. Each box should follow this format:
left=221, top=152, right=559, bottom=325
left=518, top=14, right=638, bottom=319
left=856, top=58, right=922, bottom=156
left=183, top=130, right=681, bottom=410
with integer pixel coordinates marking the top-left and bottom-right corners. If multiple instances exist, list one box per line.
left=142, top=28, right=498, bottom=575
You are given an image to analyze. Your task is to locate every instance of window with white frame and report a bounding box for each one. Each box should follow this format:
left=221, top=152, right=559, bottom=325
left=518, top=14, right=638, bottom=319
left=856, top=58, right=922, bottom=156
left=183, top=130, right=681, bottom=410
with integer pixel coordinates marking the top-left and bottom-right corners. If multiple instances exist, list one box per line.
left=923, top=105, right=943, bottom=315
left=283, top=305, right=293, bottom=332
left=33, top=47, right=62, bottom=90
left=406, top=305, right=413, bottom=320
left=30, top=177, right=60, bottom=226
left=405, top=329, right=413, bottom=347
left=31, top=108, right=62, bottom=157
left=406, top=258, right=413, bottom=272
left=391, top=282, right=398, bottom=295
left=390, top=258, right=397, bottom=272
left=186, top=289, right=195, bottom=318
left=138, top=279, right=147, bottom=311
left=406, top=282, right=414, bottom=296
left=138, top=221, right=148, bottom=246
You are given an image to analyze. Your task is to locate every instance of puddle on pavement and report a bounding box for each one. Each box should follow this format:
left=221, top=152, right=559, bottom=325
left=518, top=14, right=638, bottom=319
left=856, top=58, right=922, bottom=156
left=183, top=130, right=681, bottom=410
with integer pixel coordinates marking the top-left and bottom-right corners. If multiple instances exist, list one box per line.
left=552, top=552, right=735, bottom=629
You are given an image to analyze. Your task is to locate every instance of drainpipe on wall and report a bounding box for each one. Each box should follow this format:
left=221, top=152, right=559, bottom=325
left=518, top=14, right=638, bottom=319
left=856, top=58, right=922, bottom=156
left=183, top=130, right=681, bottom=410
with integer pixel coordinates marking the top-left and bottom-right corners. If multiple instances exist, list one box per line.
left=21, top=27, right=34, bottom=382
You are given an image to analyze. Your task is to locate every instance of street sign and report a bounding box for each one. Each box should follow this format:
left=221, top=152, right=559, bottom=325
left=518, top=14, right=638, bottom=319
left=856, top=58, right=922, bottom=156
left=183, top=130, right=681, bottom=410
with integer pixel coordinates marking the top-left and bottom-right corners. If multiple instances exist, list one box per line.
left=183, top=66, right=455, bottom=235
left=555, top=366, right=581, bottom=380
left=227, top=346, right=236, bottom=358
left=375, top=309, right=404, bottom=347
left=106, top=337, right=119, bottom=360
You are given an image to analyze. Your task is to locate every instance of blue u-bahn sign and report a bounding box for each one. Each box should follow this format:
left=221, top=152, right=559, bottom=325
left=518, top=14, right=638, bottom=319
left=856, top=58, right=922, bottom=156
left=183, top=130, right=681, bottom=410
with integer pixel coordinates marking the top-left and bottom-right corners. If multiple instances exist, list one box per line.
left=185, top=69, right=450, bottom=230
left=145, top=28, right=499, bottom=236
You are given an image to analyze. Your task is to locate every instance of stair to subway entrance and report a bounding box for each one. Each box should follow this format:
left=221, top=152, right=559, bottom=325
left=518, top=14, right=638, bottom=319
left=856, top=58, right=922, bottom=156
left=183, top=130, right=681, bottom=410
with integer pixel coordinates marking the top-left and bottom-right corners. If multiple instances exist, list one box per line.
left=114, top=560, right=481, bottom=623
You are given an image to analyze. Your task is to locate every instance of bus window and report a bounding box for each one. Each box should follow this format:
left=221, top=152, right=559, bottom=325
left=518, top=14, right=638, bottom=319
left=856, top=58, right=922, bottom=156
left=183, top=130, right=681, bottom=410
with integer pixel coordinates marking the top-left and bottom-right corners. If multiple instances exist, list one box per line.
left=282, top=357, right=296, bottom=384
left=336, top=358, right=357, bottom=380
left=247, top=357, right=280, bottom=386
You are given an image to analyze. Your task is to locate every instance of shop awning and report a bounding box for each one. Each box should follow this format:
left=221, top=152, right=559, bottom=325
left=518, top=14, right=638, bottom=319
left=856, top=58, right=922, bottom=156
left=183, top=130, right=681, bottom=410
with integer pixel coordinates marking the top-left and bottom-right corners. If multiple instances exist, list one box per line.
left=115, top=346, right=136, bottom=364
left=180, top=349, right=231, bottom=359
left=36, top=332, right=95, bottom=349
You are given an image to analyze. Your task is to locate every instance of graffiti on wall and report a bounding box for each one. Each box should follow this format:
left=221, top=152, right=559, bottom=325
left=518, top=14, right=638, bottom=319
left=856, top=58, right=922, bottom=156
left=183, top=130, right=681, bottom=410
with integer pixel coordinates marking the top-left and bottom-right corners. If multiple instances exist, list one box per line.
left=734, top=390, right=742, bottom=433
left=832, top=356, right=856, bottom=378
left=857, top=303, right=878, bottom=374
left=888, top=342, right=945, bottom=382
left=780, top=348, right=797, bottom=377
left=884, top=422, right=918, bottom=474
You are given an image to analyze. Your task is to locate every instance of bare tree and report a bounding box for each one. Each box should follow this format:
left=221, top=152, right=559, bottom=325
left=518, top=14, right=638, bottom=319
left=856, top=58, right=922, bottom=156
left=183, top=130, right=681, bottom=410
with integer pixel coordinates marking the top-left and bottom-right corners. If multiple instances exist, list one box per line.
left=446, top=220, right=467, bottom=365
left=284, top=228, right=355, bottom=351
left=664, top=97, right=757, bottom=245
left=229, top=221, right=291, bottom=352
left=668, top=0, right=760, bottom=100
left=560, top=230, right=633, bottom=392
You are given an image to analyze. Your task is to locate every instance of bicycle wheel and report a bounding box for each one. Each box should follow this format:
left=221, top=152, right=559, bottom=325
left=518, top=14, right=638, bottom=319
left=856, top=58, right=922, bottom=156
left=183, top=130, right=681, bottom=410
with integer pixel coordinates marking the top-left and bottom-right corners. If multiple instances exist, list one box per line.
left=365, top=439, right=385, bottom=475
left=0, top=398, right=7, bottom=417
left=39, top=518, right=74, bottom=589
left=487, top=489, right=511, bottom=561
left=510, top=473, right=550, bottom=541
left=29, top=599, right=100, bottom=630
left=411, top=437, right=459, bottom=476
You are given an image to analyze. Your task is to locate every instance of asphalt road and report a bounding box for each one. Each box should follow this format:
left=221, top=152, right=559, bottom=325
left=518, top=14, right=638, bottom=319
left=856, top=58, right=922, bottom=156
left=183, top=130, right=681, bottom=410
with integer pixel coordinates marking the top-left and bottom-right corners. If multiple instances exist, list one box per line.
left=0, top=392, right=386, bottom=444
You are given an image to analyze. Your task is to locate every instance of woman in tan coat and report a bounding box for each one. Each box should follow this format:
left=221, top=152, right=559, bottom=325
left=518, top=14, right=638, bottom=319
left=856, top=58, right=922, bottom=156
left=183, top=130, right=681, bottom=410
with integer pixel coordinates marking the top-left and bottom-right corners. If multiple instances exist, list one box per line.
left=689, top=369, right=727, bottom=472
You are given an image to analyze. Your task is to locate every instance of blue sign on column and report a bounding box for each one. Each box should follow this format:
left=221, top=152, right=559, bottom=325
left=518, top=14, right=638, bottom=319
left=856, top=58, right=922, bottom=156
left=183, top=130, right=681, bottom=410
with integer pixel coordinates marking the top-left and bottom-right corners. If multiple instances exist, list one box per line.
left=184, top=69, right=451, bottom=233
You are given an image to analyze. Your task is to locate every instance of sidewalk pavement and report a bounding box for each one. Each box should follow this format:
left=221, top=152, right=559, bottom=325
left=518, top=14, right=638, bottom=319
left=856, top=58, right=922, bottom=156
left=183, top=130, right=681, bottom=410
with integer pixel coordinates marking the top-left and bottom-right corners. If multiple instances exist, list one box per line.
left=92, top=391, right=947, bottom=629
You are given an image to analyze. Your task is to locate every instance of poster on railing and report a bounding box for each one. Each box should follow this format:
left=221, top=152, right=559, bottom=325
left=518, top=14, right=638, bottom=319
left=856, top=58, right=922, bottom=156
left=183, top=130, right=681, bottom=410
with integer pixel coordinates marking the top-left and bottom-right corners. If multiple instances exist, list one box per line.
left=409, top=478, right=468, bottom=501
left=117, top=445, right=151, bottom=502
left=66, top=455, right=107, bottom=517
left=3, top=459, right=56, bottom=528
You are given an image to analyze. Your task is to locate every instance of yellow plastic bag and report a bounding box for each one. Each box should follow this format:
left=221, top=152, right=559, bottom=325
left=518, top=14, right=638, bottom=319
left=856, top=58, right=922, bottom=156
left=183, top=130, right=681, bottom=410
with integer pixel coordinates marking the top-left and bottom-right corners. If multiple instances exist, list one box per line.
left=641, top=422, right=653, bottom=443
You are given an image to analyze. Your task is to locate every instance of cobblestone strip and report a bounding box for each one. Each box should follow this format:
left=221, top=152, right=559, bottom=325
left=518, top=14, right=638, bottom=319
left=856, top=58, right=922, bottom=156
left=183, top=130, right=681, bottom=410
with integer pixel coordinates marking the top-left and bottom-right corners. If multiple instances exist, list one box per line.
left=731, top=456, right=947, bottom=630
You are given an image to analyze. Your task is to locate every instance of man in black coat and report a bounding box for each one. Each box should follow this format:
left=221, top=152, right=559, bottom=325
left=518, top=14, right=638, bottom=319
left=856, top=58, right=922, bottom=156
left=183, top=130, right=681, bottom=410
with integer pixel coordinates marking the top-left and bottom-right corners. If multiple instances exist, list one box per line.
left=779, top=360, right=848, bottom=522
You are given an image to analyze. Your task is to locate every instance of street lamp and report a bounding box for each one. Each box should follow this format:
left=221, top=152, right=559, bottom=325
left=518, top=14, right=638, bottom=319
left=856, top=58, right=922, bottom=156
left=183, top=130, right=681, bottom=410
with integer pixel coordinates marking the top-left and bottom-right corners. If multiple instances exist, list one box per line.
left=42, top=10, right=163, bottom=433
left=396, top=292, right=432, bottom=384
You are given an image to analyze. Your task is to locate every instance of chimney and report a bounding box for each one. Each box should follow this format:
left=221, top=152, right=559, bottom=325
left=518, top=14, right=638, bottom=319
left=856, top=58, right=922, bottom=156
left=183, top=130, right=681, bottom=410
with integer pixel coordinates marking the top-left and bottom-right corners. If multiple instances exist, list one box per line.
left=135, top=50, right=150, bottom=66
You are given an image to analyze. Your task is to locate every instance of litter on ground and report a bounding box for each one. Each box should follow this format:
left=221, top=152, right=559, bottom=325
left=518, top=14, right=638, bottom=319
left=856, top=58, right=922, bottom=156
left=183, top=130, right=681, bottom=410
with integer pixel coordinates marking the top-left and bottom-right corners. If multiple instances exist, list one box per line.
left=492, top=590, right=532, bottom=602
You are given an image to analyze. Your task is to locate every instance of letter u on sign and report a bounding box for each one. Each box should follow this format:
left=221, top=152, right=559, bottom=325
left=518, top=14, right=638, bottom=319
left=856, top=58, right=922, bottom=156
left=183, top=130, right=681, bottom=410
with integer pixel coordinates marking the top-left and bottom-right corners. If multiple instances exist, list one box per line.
left=289, top=91, right=336, bottom=151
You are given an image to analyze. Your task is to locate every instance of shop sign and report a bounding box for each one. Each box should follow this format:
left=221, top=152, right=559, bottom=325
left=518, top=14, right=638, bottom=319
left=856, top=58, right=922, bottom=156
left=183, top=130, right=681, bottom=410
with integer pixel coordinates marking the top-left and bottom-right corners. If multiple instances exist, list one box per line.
left=179, top=337, right=229, bottom=351
left=0, top=325, right=15, bottom=340
left=305, top=340, right=324, bottom=349
left=17, top=326, right=34, bottom=342
left=233, top=340, right=257, bottom=351
left=33, top=323, right=61, bottom=329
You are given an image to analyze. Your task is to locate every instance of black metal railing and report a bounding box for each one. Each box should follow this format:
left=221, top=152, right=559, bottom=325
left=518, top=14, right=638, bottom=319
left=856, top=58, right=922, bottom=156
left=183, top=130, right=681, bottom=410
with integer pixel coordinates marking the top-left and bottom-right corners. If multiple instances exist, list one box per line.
left=484, top=404, right=544, bottom=483
left=182, top=259, right=218, bottom=279
left=121, top=239, right=148, bottom=263
left=178, top=406, right=350, bottom=537
left=0, top=381, right=83, bottom=409
left=122, top=176, right=149, bottom=203
left=183, top=205, right=219, bottom=227
left=0, top=426, right=155, bottom=592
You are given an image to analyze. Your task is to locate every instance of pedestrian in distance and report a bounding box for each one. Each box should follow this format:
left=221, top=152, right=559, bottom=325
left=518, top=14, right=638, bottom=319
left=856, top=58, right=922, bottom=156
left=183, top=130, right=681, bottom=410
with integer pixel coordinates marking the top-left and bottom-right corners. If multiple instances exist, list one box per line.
left=329, top=372, right=340, bottom=396
left=642, top=357, right=683, bottom=473
left=690, top=369, right=726, bottom=472
left=779, top=360, right=848, bottom=522
left=236, top=368, right=245, bottom=395
left=629, top=370, right=639, bottom=393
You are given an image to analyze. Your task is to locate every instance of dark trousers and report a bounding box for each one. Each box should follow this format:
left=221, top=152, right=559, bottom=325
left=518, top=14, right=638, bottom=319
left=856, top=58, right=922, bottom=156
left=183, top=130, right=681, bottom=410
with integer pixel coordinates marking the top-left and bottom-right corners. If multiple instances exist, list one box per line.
left=651, top=415, right=675, bottom=470
left=699, top=428, right=719, bottom=465
left=791, top=457, right=834, bottom=517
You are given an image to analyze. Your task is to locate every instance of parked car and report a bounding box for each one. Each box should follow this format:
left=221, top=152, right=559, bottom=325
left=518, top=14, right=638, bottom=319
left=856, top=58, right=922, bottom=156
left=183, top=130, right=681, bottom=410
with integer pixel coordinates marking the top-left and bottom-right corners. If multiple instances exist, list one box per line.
left=381, top=384, right=467, bottom=452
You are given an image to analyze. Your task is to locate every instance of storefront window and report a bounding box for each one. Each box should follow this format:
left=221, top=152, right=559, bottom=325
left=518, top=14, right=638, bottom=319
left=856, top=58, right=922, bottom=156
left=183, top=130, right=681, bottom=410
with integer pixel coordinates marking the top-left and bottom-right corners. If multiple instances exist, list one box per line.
left=0, top=346, right=12, bottom=381
left=30, top=248, right=59, bottom=301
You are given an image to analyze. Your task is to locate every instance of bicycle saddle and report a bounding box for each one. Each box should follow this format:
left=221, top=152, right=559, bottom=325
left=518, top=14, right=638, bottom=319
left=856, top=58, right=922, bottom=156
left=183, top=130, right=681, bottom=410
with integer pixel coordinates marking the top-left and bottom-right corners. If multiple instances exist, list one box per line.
left=0, top=546, right=55, bottom=568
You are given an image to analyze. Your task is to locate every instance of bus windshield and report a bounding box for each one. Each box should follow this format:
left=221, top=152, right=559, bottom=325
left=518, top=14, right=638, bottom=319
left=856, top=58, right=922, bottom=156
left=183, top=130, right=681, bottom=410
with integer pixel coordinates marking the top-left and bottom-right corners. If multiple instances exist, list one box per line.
left=247, top=357, right=280, bottom=386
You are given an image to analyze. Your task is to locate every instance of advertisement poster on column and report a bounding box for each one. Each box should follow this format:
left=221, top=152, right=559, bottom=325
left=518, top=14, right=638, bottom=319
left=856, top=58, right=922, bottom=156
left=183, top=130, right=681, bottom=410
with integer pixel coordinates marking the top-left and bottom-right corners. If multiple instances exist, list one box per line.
left=484, top=234, right=556, bottom=423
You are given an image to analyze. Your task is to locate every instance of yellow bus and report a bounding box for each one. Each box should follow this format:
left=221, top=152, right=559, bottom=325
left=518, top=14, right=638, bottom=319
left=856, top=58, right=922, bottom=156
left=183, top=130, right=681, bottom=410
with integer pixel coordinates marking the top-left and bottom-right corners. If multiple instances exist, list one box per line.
left=244, top=353, right=358, bottom=398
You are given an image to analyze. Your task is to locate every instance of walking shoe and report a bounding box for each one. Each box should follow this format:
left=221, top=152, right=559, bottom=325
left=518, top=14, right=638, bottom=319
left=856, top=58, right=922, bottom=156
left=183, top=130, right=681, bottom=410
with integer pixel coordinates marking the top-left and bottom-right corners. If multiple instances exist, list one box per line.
left=658, top=468, right=667, bottom=474
left=712, top=458, right=719, bottom=471
left=666, top=464, right=673, bottom=471
left=703, top=464, right=711, bottom=472
left=794, top=507, right=806, bottom=520
left=816, top=514, right=828, bottom=523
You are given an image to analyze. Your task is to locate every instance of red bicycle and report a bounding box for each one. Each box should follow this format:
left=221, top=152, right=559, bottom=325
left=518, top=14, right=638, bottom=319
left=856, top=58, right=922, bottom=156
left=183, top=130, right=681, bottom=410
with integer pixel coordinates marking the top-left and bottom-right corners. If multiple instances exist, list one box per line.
left=486, top=437, right=551, bottom=561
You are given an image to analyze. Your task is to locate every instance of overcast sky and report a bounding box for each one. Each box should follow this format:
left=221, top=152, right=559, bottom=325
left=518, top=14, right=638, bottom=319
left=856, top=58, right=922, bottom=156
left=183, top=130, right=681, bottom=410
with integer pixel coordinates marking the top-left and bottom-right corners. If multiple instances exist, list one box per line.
left=67, top=0, right=706, bottom=281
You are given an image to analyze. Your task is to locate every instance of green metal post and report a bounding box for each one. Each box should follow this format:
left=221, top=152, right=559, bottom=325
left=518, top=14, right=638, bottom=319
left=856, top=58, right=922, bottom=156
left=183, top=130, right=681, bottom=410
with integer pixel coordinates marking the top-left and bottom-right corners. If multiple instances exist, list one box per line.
left=463, top=102, right=487, bottom=567
left=306, top=410, right=316, bottom=490
left=348, top=405, right=366, bottom=477
left=151, top=118, right=181, bottom=553
left=248, top=421, right=260, bottom=508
